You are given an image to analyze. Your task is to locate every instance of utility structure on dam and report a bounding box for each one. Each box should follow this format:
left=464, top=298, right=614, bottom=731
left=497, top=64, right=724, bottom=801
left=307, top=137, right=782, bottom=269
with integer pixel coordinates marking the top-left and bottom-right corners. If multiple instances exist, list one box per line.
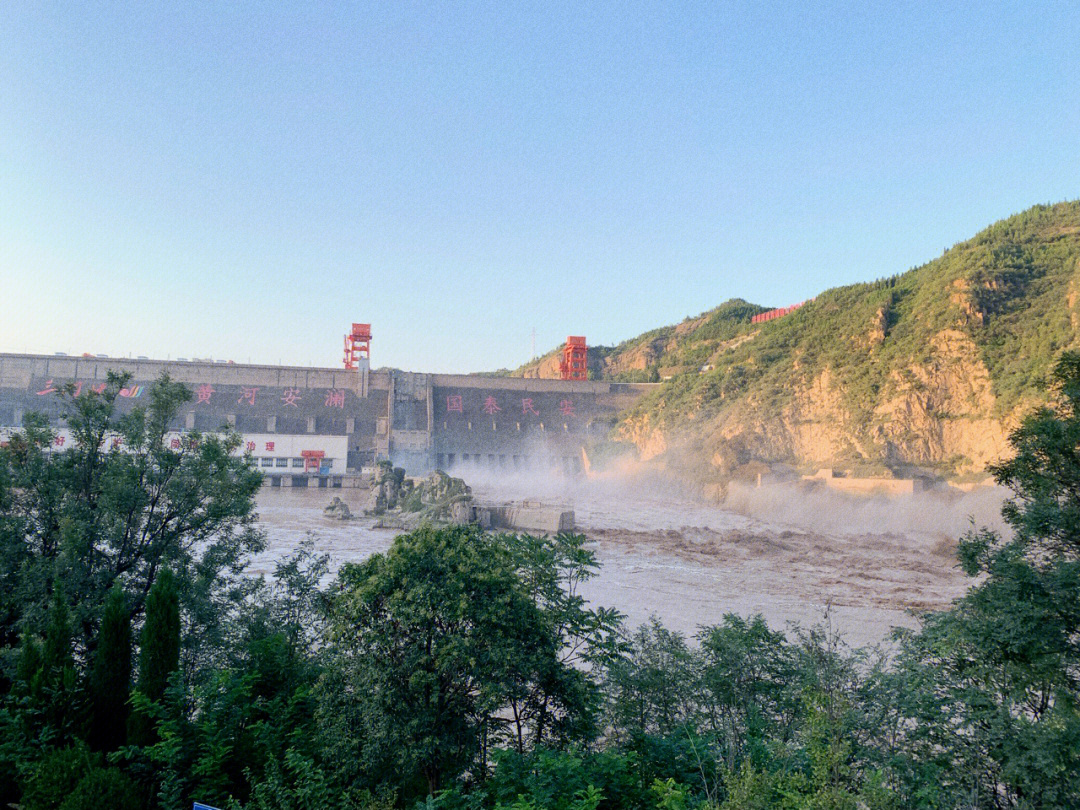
left=0, top=328, right=653, bottom=486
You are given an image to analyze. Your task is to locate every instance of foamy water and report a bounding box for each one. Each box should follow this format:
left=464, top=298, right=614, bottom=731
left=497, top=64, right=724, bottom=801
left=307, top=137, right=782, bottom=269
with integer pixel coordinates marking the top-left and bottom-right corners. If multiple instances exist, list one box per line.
left=250, top=472, right=1007, bottom=647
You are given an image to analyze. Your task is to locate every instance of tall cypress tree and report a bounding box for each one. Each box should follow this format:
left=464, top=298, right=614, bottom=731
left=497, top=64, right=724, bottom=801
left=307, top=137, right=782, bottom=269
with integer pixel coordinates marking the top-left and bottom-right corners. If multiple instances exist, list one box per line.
left=15, top=630, right=43, bottom=699
left=88, top=583, right=132, bottom=751
left=41, top=586, right=76, bottom=735
left=129, top=567, right=180, bottom=745
left=43, top=587, right=73, bottom=682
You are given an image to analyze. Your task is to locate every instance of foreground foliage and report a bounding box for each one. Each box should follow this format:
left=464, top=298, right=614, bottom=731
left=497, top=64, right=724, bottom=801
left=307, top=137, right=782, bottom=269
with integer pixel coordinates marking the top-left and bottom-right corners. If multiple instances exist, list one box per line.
left=2, top=356, right=1080, bottom=808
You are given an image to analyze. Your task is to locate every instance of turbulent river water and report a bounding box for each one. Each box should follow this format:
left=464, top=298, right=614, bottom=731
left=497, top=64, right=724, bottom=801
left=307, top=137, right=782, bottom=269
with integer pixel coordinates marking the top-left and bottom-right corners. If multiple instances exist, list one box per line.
left=251, top=470, right=1009, bottom=648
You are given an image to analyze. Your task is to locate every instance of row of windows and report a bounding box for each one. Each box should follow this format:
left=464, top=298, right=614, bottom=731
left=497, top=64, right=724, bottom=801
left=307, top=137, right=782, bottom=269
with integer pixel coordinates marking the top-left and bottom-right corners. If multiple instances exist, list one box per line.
left=252, top=457, right=332, bottom=469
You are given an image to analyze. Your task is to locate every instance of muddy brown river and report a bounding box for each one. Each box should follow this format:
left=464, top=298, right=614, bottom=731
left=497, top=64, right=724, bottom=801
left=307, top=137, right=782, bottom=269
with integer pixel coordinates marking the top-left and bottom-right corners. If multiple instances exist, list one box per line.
left=251, top=472, right=1008, bottom=648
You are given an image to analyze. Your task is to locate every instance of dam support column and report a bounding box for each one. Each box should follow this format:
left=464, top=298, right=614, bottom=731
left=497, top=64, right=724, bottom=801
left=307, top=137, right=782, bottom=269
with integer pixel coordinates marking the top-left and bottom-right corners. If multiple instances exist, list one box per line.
left=388, top=370, right=434, bottom=473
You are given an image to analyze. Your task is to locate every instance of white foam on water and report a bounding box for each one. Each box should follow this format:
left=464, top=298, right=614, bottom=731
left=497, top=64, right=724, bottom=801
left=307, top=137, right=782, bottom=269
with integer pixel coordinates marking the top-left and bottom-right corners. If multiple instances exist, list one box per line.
left=251, top=470, right=1008, bottom=647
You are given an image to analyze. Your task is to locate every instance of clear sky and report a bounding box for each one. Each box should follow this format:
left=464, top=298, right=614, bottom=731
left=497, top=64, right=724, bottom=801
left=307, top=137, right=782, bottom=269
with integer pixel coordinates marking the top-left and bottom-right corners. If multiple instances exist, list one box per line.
left=2, top=2, right=1078, bottom=373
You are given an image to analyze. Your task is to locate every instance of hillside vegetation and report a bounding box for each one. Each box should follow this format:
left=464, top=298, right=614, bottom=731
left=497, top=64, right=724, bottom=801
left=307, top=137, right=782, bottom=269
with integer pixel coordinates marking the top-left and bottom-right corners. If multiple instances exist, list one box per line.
left=516, top=202, right=1080, bottom=481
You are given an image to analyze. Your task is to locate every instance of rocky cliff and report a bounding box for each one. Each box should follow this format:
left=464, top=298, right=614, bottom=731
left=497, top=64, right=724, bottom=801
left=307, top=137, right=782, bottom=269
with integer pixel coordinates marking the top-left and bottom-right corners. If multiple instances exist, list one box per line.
left=515, top=202, right=1080, bottom=483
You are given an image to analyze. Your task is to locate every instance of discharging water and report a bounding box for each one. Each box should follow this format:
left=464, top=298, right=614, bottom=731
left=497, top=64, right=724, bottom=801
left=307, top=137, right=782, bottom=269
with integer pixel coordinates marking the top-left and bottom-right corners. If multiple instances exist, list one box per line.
left=251, top=472, right=1008, bottom=648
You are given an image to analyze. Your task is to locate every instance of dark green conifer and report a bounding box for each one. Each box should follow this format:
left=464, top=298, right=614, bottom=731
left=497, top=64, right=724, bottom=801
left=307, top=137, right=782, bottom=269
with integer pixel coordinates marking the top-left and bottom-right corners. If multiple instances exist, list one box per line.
left=88, top=584, right=131, bottom=751
left=43, top=587, right=73, bottom=683
left=129, top=568, right=180, bottom=745
left=15, top=630, right=43, bottom=697
left=40, top=587, right=77, bottom=736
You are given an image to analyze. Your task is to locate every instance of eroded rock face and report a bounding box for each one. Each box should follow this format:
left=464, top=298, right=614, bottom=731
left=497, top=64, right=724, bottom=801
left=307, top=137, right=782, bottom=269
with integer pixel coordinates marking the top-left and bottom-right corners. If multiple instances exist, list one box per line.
left=363, top=462, right=411, bottom=514
left=617, top=412, right=668, bottom=462
left=365, top=465, right=474, bottom=524
left=871, top=329, right=1009, bottom=471
left=621, top=328, right=1016, bottom=479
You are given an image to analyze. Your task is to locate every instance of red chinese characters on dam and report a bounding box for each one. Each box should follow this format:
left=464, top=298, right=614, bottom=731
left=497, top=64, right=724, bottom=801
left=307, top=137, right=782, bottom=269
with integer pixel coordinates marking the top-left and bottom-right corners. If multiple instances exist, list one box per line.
left=35, top=380, right=139, bottom=397
left=443, top=394, right=573, bottom=418
left=31, top=381, right=580, bottom=419
left=32, top=382, right=355, bottom=410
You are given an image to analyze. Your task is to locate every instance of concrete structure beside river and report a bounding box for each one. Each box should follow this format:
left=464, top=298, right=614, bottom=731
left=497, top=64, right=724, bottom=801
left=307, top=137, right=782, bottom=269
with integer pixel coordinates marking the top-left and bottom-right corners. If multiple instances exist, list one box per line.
left=0, top=353, right=654, bottom=484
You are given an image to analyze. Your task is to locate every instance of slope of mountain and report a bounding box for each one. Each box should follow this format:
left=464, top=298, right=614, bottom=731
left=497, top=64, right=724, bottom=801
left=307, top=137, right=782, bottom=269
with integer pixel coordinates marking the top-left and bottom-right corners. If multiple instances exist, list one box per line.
left=515, top=202, right=1080, bottom=482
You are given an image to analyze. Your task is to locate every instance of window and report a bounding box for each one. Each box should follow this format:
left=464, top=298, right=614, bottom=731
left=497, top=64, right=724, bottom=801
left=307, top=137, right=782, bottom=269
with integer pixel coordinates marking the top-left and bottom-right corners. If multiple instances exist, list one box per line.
left=292, top=457, right=304, bottom=468
left=260, top=457, right=273, bottom=467
left=275, top=458, right=288, bottom=468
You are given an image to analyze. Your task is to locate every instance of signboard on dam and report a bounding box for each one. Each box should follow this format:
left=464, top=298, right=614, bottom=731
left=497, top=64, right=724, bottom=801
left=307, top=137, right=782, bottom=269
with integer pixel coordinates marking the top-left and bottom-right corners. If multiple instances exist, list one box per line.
left=0, top=354, right=655, bottom=474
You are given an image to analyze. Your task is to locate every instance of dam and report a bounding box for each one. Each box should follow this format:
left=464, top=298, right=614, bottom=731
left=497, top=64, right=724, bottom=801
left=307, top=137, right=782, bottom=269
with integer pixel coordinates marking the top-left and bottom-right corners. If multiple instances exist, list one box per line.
left=0, top=352, right=654, bottom=482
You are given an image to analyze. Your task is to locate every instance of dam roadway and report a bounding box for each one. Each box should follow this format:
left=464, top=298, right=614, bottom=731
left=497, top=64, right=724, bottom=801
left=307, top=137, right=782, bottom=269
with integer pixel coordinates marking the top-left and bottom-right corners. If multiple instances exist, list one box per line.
left=0, top=353, right=655, bottom=478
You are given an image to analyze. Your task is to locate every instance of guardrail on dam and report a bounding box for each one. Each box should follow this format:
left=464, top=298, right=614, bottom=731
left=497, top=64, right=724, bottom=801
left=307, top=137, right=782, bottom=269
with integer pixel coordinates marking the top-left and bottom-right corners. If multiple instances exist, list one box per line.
left=0, top=354, right=655, bottom=476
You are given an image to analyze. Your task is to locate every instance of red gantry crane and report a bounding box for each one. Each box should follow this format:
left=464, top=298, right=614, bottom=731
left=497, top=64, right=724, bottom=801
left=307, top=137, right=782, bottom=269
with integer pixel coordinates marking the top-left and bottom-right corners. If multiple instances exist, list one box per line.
left=343, top=323, right=371, bottom=369
left=559, top=336, right=588, bottom=381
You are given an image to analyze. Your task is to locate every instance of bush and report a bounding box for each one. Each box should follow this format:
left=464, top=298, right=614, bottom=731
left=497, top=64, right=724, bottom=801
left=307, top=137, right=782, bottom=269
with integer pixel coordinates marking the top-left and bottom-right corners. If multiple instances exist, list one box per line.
left=20, top=745, right=99, bottom=810
left=59, top=767, right=143, bottom=810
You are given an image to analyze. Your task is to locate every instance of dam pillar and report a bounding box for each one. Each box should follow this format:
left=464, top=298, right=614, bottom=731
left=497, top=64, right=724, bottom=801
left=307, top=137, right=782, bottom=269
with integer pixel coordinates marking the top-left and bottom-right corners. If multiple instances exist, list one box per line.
left=388, top=370, right=434, bottom=473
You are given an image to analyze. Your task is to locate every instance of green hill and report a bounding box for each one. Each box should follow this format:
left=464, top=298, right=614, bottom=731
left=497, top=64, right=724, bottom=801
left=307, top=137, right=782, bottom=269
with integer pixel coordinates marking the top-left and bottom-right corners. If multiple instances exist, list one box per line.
left=517, top=201, right=1080, bottom=483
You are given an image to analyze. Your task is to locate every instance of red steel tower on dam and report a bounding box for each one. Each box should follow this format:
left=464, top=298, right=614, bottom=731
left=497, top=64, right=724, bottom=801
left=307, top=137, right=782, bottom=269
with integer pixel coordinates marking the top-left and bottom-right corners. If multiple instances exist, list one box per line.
left=559, top=336, right=588, bottom=381
left=343, top=323, right=371, bottom=369
left=0, top=327, right=652, bottom=480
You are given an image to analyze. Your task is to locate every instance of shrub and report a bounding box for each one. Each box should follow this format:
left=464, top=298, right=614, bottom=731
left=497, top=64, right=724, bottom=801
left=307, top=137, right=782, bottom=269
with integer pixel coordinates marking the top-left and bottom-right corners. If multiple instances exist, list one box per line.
left=59, top=767, right=143, bottom=810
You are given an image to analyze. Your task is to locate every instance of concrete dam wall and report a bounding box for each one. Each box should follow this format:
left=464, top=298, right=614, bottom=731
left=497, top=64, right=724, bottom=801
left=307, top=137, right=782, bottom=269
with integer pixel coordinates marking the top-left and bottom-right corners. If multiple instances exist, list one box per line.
left=0, top=353, right=655, bottom=476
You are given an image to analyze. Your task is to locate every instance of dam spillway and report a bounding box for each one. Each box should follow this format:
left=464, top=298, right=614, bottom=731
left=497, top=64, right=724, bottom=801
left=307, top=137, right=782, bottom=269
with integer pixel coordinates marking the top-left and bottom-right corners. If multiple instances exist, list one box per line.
left=0, top=353, right=655, bottom=477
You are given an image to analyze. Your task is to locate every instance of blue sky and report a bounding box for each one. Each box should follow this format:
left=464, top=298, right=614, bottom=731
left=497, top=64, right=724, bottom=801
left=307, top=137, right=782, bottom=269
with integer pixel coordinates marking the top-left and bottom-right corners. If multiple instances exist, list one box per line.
left=2, top=2, right=1078, bottom=372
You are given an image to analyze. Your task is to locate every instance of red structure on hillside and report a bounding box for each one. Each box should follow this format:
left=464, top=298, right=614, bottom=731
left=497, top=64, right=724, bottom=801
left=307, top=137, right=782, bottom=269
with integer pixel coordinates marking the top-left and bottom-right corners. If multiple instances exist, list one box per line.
left=751, top=301, right=810, bottom=324
left=343, top=323, right=371, bottom=369
left=559, top=336, right=588, bottom=381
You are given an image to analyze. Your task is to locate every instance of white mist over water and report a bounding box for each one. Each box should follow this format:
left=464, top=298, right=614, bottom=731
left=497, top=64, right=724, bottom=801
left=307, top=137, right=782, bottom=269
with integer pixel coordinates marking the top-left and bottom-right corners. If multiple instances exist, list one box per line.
left=450, top=460, right=1009, bottom=541
left=251, top=464, right=1009, bottom=647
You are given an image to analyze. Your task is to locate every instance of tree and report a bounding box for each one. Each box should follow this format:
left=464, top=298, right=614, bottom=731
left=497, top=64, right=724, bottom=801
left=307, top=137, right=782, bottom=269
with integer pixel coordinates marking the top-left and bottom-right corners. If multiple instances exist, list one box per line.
left=497, top=532, right=622, bottom=754
left=326, top=525, right=581, bottom=796
left=88, top=583, right=131, bottom=752
left=129, top=567, right=180, bottom=746
left=0, top=371, right=263, bottom=658
left=60, top=766, right=143, bottom=810
left=697, top=614, right=800, bottom=770
left=989, top=350, right=1080, bottom=561
left=0, top=371, right=269, bottom=802
left=129, top=544, right=333, bottom=808
left=40, top=587, right=78, bottom=737
left=888, top=351, right=1080, bottom=807
left=605, top=619, right=698, bottom=741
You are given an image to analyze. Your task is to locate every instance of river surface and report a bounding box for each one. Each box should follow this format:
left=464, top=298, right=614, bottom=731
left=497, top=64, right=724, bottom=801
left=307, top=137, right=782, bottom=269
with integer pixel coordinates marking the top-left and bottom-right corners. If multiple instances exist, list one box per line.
left=251, top=473, right=1008, bottom=648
